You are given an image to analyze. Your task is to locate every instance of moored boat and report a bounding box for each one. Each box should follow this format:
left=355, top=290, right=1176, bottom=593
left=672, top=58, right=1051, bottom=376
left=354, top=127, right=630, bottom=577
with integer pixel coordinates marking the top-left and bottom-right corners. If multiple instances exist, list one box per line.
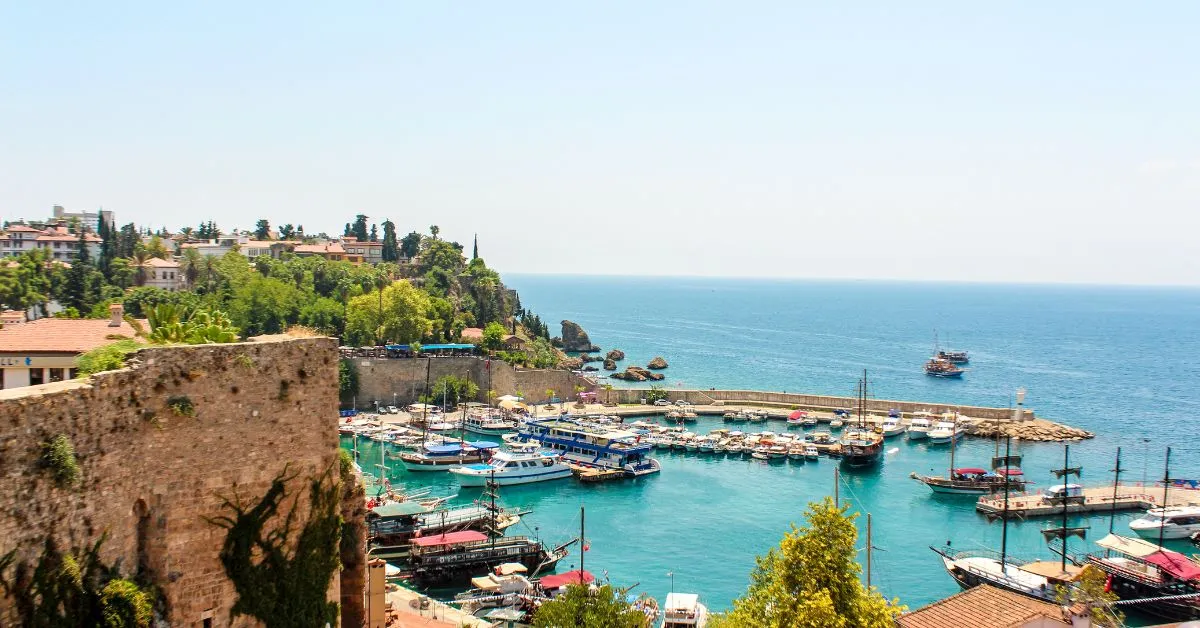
left=927, top=419, right=965, bottom=445
left=399, top=441, right=500, bottom=472
left=907, top=414, right=933, bottom=440
left=1130, top=506, right=1200, bottom=540
left=448, top=451, right=573, bottom=487
left=661, top=592, right=708, bottom=628
left=880, top=417, right=906, bottom=438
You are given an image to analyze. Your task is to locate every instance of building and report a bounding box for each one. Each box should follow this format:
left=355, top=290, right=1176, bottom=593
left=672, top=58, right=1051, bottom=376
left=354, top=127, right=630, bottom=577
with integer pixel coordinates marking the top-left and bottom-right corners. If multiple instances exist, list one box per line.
left=896, top=584, right=1088, bottom=628
left=293, top=242, right=355, bottom=263
left=52, top=204, right=114, bottom=231
left=340, top=237, right=384, bottom=265
left=139, top=257, right=184, bottom=291
left=0, top=304, right=144, bottom=389
left=0, top=223, right=102, bottom=261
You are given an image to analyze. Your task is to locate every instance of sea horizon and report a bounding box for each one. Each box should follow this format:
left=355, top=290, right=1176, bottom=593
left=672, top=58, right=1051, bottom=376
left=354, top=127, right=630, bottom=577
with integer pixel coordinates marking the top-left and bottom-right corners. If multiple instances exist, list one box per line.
left=508, top=272, right=1200, bottom=291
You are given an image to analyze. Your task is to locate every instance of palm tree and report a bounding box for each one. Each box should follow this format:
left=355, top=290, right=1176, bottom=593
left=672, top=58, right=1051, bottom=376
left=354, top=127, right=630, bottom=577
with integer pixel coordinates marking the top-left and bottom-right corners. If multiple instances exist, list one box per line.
left=179, top=248, right=202, bottom=287
left=603, top=383, right=615, bottom=407
left=429, top=225, right=440, bottom=240
left=179, top=226, right=195, bottom=241
left=130, top=250, right=150, bottom=286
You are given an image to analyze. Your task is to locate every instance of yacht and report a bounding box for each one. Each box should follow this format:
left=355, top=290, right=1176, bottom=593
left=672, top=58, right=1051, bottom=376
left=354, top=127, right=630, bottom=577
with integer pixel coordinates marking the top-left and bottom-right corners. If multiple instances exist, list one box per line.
left=1130, top=506, right=1200, bottom=540
left=463, top=412, right=518, bottom=437
left=661, top=592, right=708, bottom=628
left=927, top=420, right=965, bottom=445
left=907, top=413, right=934, bottom=440
left=517, top=417, right=661, bottom=477
left=399, top=441, right=500, bottom=472
left=449, top=451, right=573, bottom=487
left=880, top=417, right=906, bottom=438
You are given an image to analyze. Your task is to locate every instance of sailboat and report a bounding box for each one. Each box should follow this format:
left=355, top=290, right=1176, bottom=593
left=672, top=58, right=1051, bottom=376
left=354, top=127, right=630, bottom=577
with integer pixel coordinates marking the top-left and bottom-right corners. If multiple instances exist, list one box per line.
left=913, top=409, right=1028, bottom=495
left=840, top=371, right=884, bottom=468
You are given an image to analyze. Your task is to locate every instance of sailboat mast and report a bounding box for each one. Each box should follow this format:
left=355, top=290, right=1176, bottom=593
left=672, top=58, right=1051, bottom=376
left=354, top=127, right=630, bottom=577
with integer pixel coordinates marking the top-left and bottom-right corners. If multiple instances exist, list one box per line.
left=1159, top=446, right=1172, bottom=548
left=1109, top=448, right=1123, bottom=535
left=948, top=414, right=957, bottom=477
left=1000, top=435, right=1011, bottom=565
left=866, top=512, right=873, bottom=589
left=421, top=356, right=431, bottom=444
left=580, top=505, right=586, bottom=578
left=1060, top=445, right=1070, bottom=572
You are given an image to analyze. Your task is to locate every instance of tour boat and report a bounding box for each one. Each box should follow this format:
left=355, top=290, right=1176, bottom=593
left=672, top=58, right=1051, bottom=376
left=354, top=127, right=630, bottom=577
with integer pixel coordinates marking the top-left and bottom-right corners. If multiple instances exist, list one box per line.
left=1130, top=506, right=1200, bottom=540
left=937, top=349, right=969, bottom=364
left=804, top=445, right=819, bottom=461
left=767, top=445, right=789, bottom=461
left=463, top=413, right=519, bottom=437
left=840, top=372, right=884, bottom=469
left=786, top=410, right=808, bottom=427
left=517, top=417, right=661, bottom=477
left=788, top=444, right=806, bottom=461
left=661, top=592, right=708, bottom=628
left=932, top=545, right=1081, bottom=602
left=407, top=529, right=569, bottom=589
left=829, top=418, right=844, bottom=430
left=1087, top=533, right=1200, bottom=621
left=924, top=357, right=965, bottom=378
left=399, top=441, right=500, bottom=472
left=927, top=420, right=965, bottom=445
left=751, top=445, right=770, bottom=460
left=879, top=417, right=906, bottom=438
left=448, top=451, right=573, bottom=487
left=453, top=563, right=535, bottom=614
left=914, top=467, right=1028, bottom=496
left=697, top=437, right=716, bottom=454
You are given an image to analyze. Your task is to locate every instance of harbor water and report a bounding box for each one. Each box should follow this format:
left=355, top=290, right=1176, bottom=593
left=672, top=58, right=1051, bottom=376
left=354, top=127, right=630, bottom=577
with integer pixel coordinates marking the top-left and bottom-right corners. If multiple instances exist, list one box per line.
left=348, top=276, right=1200, bottom=615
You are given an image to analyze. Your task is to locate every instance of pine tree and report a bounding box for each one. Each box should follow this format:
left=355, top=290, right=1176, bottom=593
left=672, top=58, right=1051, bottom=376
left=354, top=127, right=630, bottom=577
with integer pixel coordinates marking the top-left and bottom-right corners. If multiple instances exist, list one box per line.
left=473, top=233, right=478, bottom=260
left=381, top=220, right=398, bottom=261
left=369, top=224, right=378, bottom=242
left=254, top=219, right=271, bottom=240
left=352, top=215, right=369, bottom=241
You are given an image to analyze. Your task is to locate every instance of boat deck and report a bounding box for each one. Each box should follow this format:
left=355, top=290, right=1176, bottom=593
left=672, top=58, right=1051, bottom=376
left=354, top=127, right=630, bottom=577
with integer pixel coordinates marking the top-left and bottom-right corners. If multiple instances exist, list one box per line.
left=976, top=483, right=1200, bottom=519
left=564, top=462, right=628, bottom=483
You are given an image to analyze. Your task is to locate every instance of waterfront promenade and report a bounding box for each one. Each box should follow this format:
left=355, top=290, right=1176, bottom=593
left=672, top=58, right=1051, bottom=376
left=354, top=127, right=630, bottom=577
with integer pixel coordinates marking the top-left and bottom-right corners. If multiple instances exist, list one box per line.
left=976, top=482, right=1200, bottom=519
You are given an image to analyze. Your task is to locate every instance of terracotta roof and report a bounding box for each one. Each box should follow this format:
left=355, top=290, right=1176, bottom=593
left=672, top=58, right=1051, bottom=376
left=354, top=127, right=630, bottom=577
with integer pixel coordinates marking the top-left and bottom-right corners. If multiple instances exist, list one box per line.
left=36, top=233, right=100, bottom=242
left=896, top=585, right=1069, bottom=628
left=4, top=225, right=42, bottom=233
left=242, top=240, right=273, bottom=248
left=140, top=257, right=179, bottom=268
left=294, top=243, right=346, bottom=255
left=0, top=318, right=147, bottom=354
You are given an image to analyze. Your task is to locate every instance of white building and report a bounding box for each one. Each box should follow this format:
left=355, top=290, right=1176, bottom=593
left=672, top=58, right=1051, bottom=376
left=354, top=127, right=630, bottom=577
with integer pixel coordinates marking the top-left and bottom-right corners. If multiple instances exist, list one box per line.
left=0, top=305, right=144, bottom=390
left=0, top=224, right=102, bottom=261
left=139, top=257, right=185, bottom=291
left=52, top=204, right=114, bottom=231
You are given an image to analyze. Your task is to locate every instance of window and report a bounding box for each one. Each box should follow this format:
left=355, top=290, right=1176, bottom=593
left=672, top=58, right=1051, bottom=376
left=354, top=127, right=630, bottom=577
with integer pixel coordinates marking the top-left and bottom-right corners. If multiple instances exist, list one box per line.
left=68, top=368, right=78, bottom=379
left=29, top=368, right=44, bottom=386
left=49, top=368, right=63, bottom=382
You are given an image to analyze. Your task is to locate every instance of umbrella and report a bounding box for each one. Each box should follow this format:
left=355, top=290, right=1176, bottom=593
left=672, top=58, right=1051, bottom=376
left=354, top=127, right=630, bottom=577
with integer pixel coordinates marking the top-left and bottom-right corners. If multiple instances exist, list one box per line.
left=496, top=394, right=522, bottom=402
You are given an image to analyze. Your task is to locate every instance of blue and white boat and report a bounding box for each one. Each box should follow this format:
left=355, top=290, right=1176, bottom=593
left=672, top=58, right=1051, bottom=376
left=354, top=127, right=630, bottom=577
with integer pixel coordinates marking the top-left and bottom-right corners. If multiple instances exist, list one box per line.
left=448, top=451, right=573, bottom=487
left=399, top=441, right=501, bottom=472
left=518, top=418, right=661, bottom=477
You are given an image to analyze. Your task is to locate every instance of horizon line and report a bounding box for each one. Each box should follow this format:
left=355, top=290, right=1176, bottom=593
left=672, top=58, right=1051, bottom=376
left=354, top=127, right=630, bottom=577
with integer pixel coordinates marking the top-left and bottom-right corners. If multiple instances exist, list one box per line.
left=503, top=271, right=1200, bottom=290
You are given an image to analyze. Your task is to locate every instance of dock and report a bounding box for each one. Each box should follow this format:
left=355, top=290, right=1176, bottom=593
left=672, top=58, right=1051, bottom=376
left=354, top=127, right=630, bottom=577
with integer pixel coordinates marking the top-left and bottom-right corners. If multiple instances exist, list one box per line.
left=975, top=483, right=1200, bottom=519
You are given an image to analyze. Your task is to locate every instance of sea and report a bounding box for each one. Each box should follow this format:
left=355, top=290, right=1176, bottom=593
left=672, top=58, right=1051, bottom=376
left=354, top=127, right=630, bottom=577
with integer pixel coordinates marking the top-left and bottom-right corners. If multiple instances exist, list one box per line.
left=343, top=275, right=1200, bottom=618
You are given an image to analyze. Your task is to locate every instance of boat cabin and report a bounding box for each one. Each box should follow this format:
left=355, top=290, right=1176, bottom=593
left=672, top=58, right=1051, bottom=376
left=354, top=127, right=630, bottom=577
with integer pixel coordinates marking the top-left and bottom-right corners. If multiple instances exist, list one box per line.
left=662, top=592, right=708, bottom=628
left=1042, top=484, right=1084, bottom=504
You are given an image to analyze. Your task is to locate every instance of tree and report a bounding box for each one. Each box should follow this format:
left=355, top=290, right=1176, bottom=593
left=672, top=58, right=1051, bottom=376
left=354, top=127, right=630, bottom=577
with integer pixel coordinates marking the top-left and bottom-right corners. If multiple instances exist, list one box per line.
left=254, top=219, right=271, bottom=240
left=145, top=236, right=170, bottom=259
left=532, top=584, right=646, bottom=628
left=178, top=248, right=202, bottom=287
left=278, top=224, right=295, bottom=240
left=147, top=304, right=239, bottom=344
left=380, top=220, right=398, bottom=262
left=343, top=281, right=432, bottom=346
left=709, top=497, right=902, bottom=628
left=227, top=277, right=301, bottom=337
left=1055, top=565, right=1122, bottom=627
left=351, top=215, right=368, bottom=242
left=481, top=321, right=506, bottom=352
left=298, top=297, right=345, bottom=336
left=338, top=359, right=359, bottom=403
left=399, top=231, right=422, bottom=259
left=368, top=224, right=377, bottom=242
left=429, top=225, right=439, bottom=240
left=60, top=232, right=102, bottom=313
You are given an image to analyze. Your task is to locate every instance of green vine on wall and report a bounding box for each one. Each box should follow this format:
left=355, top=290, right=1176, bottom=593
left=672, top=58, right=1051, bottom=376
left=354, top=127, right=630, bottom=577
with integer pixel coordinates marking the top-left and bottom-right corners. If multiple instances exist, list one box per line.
left=165, top=396, right=195, bottom=417
left=41, top=435, right=80, bottom=488
left=206, top=465, right=343, bottom=627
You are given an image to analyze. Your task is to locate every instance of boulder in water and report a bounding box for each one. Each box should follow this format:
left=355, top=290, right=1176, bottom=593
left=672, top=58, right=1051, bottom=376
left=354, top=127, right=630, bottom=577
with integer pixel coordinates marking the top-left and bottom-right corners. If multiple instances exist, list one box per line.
left=560, top=320, right=600, bottom=353
left=605, top=349, right=625, bottom=361
left=647, top=356, right=669, bottom=369
left=603, top=358, right=617, bottom=371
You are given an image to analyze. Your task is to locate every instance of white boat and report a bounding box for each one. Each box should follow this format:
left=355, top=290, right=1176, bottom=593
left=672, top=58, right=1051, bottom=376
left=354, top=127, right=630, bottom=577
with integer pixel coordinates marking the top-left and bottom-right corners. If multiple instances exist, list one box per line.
left=449, top=451, right=573, bottom=487
left=751, top=446, right=770, bottom=460
left=927, top=421, right=964, bottom=445
left=907, top=416, right=933, bottom=440
left=880, top=417, right=906, bottom=438
left=697, top=438, right=715, bottom=454
left=463, top=413, right=518, bottom=436
left=829, top=418, right=844, bottom=430
left=804, top=445, right=819, bottom=461
left=661, top=592, right=708, bottom=628
left=788, top=444, right=806, bottom=461
left=1129, top=506, right=1200, bottom=540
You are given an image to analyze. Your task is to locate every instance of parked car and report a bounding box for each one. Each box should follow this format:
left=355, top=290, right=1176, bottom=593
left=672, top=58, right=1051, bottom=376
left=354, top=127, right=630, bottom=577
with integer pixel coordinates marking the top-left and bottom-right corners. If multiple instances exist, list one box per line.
left=654, top=399, right=671, bottom=406
left=386, top=405, right=399, bottom=414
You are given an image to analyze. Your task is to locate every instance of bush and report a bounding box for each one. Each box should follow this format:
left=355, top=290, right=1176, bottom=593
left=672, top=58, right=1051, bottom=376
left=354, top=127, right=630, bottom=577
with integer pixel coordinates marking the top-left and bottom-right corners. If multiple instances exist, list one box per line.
left=166, top=396, right=196, bottom=417
left=76, top=340, right=142, bottom=377
left=42, top=434, right=81, bottom=487
left=100, top=578, right=153, bottom=628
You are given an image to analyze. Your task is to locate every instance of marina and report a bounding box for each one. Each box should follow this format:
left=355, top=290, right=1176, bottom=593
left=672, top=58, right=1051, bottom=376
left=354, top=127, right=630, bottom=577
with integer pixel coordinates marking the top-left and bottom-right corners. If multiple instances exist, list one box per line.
left=976, top=483, right=1200, bottom=519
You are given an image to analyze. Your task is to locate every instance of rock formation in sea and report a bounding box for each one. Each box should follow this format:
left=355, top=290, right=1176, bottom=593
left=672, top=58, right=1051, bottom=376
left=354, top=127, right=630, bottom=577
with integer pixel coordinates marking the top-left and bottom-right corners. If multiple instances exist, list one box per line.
left=579, top=353, right=603, bottom=363
left=603, top=358, right=617, bottom=371
left=647, top=356, right=669, bottom=369
left=605, top=349, right=625, bottom=361
left=611, top=365, right=664, bottom=381
left=559, top=356, right=584, bottom=370
left=560, top=320, right=600, bottom=353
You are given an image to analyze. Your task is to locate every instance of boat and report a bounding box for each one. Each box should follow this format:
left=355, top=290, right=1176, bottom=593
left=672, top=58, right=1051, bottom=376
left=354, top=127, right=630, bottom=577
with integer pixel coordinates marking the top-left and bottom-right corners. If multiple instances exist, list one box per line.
left=518, top=418, right=661, bottom=477
left=914, top=468, right=1029, bottom=496
left=449, top=451, right=573, bottom=487
left=937, top=349, right=969, bottom=364
left=829, top=418, right=844, bottom=430
left=907, top=413, right=933, bottom=440
left=767, top=445, right=789, bottom=461
left=366, top=501, right=523, bottom=556
left=879, top=417, right=906, bottom=438
left=453, top=562, right=535, bottom=613
left=463, top=412, right=519, bottom=436
left=661, top=592, right=708, bottom=628
left=751, top=446, right=770, bottom=461
left=804, top=445, right=819, bottom=461
left=1088, top=533, right=1200, bottom=621
left=399, top=441, right=501, bottom=472
left=788, top=444, right=806, bottom=461
left=786, top=410, right=807, bottom=427
left=697, top=437, right=716, bottom=454
left=927, top=419, right=964, bottom=445
left=1130, top=506, right=1200, bottom=541
left=801, top=414, right=818, bottom=428
left=924, top=357, right=965, bottom=378
left=680, top=409, right=698, bottom=422
left=840, top=371, right=884, bottom=469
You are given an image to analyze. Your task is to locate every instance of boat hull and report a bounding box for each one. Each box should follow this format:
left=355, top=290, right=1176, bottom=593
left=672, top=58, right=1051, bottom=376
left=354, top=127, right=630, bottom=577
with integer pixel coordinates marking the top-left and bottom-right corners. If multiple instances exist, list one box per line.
left=450, top=467, right=573, bottom=487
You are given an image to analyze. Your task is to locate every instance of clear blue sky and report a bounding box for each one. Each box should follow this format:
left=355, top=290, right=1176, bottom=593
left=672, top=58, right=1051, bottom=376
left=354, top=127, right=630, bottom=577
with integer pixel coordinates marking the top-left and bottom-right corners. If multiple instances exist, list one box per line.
left=3, top=3, right=1198, bottom=284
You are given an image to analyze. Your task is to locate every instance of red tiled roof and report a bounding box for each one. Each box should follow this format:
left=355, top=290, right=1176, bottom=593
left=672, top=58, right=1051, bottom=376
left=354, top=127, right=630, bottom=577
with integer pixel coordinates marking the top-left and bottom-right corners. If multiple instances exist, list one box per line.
left=897, top=585, right=1069, bottom=628
left=294, top=243, right=346, bottom=255
left=140, top=257, right=179, bottom=268
left=0, top=318, right=147, bottom=354
left=5, top=225, right=42, bottom=233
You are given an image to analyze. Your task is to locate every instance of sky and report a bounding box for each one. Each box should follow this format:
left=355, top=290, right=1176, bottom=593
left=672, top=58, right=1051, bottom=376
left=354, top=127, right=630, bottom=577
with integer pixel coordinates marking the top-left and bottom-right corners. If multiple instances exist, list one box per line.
left=2, top=3, right=1199, bottom=285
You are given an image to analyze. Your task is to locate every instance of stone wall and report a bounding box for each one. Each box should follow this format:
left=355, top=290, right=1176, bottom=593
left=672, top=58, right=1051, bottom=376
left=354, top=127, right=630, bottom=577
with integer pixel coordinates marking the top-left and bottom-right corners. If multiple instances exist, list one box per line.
left=0, top=337, right=356, bottom=627
left=607, top=387, right=1037, bottom=421
left=350, top=356, right=596, bottom=406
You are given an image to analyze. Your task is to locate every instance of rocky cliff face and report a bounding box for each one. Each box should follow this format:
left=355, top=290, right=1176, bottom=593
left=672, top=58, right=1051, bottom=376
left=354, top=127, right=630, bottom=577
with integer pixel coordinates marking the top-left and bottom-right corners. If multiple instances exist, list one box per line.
left=560, top=320, right=600, bottom=352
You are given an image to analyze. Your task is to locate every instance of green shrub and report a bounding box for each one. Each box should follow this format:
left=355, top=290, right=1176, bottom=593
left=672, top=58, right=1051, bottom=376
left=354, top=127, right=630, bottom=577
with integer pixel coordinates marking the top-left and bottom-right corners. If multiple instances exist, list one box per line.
left=166, top=396, right=195, bottom=417
left=100, top=578, right=153, bottom=628
left=42, top=434, right=81, bottom=487
left=76, top=340, right=142, bottom=377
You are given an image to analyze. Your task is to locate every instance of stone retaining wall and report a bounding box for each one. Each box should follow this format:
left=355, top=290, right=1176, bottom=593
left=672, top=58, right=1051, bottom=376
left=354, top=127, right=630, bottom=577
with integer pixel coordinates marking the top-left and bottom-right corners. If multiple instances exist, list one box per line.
left=351, top=356, right=597, bottom=406
left=0, top=337, right=356, bottom=627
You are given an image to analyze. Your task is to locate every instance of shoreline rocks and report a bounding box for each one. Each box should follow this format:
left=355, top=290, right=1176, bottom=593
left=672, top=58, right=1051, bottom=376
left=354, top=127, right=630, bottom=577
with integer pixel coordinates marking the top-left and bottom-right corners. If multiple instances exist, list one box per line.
left=561, top=320, right=600, bottom=353
left=605, top=349, right=625, bottom=362
left=647, top=356, right=668, bottom=369
left=963, top=418, right=1094, bottom=442
left=603, top=358, right=617, bottom=371
left=611, top=365, right=665, bottom=382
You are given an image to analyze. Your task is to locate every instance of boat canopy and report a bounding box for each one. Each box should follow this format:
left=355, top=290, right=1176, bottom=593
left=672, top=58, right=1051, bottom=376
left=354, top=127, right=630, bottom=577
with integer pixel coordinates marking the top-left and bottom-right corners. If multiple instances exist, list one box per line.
left=1094, top=533, right=1162, bottom=558
left=410, top=530, right=488, bottom=547
left=788, top=410, right=806, bottom=419
left=540, top=570, right=595, bottom=589
left=664, top=592, right=700, bottom=611
left=995, top=468, right=1024, bottom=476
left=495, top=562, right=528, bottom=575
left=953, top=468, right=987, bottom=475
left=1143, top=550, right=1200, bottom=581
left=369, top=502, right=428, bottom=517
left=467, top=441, right=501, bottom=450
left=425, top=444, right=465, bottom=454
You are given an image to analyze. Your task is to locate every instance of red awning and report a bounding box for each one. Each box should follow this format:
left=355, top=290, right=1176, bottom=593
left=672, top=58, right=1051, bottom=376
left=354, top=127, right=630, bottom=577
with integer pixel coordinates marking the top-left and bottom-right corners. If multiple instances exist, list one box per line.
left=539, top=570, right=595, bottom=589
left=953, top=468, right=987, bottom=475
left=996, top=468, right=1024, bottom=476
left=789, top=411, right=805, bottom=419
left=1142, top=550, right=1200, bottom=581
left=410, top=530, right=488, bottom=547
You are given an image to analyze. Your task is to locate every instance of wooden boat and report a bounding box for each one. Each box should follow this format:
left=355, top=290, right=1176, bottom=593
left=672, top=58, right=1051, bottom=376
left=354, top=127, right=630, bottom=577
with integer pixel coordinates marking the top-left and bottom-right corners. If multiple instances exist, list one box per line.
left=1088, top=533, right=1200, bottom=621
left=804, top=445, right=819, bottom=461
left=840, top=371, right=883, bottom=469
left=924, top=357, right=965, bottom=378
left=788, top=444, right=806, bottom=461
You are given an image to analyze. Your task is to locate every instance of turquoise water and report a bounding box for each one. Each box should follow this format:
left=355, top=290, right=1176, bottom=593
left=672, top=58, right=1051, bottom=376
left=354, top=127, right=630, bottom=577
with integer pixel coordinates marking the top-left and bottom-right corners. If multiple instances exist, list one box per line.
left=351, top=277, right=1200, bottom=615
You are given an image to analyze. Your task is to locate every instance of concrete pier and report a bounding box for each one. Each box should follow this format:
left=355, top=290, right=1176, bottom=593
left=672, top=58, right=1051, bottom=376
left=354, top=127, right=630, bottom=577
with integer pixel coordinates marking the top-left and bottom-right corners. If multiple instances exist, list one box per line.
left=975, top=483, right=1200, bottom=519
